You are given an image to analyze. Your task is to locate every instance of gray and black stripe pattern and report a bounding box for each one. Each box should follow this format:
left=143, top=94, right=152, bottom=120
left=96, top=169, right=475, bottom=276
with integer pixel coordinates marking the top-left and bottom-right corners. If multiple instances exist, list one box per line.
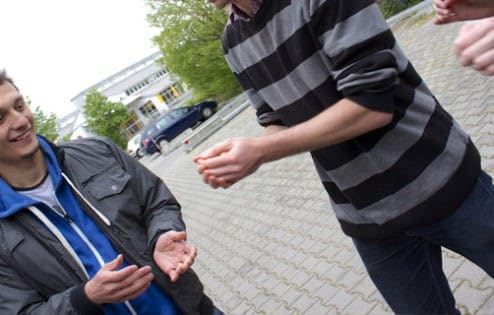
left=223, top=0, right=480, bottom=239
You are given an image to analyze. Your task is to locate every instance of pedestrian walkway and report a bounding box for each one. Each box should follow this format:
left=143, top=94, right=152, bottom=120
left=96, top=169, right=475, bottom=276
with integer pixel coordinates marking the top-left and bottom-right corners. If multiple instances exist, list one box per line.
left=145, top=3, right=494, bottom=314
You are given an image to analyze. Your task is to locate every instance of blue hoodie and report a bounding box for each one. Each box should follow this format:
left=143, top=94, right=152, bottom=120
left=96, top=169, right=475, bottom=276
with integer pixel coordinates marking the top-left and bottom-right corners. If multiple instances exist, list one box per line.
left=0, top=136, right=179, bottom=315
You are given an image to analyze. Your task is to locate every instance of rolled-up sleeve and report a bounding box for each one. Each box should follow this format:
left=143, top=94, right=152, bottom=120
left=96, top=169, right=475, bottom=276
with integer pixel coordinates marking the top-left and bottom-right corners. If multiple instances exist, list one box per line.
left=315, top=0, right=400, bottom=113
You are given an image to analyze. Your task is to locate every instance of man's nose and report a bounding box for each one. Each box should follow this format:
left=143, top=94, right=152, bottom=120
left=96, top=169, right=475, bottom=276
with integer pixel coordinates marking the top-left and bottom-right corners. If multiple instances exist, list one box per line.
left=9, top=111, right=30, bottom=129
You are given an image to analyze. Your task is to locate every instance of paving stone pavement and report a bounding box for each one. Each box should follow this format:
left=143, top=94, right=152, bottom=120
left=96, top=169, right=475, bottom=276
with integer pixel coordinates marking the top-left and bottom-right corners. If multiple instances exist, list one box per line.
left=143, top=3, right=494, bottom=314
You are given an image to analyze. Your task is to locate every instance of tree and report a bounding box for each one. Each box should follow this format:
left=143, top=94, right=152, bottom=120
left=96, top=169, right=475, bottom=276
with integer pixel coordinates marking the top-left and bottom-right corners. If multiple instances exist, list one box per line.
left=32, top=105, right=59, bottom=142
left=146, top=0, right=242, bottom=102
left=60, top=132, right=72, bottom=144
left=83, top=89, right=129, bottom=149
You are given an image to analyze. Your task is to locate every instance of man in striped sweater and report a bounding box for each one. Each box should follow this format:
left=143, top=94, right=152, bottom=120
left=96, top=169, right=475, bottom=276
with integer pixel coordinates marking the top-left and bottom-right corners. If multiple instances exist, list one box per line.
left=196, top=0, right=494, bottom=313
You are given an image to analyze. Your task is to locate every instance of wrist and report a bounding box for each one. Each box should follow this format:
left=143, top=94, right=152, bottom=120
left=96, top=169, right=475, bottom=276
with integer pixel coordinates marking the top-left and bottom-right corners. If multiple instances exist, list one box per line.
left=256, top=132, right=290, bottom=163
left=83, top=281, right=102, bottom=305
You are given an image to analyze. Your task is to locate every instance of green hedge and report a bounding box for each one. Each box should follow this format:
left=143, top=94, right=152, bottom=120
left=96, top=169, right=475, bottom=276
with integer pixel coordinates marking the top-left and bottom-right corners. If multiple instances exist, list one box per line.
left=378, top=0, right=424, bottom=19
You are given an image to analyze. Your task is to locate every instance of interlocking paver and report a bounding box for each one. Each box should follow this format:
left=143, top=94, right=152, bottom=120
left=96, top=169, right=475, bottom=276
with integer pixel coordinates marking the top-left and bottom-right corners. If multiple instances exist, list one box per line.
left=279, top=289, right=306, bottom=310
left=288, top=292, right=320, bottom=314
left=143, top=1, right=494, bottom=314
left=476, top=293, right=494, bottom=315
left=256, top=297, right=286, bottom=315
left=303, top=299, right=334, bottom=315
left=230, top=300, right=254, bottom=315
left=233, top=281, right=258, bottom=301
left=326, top=269, right=367, bottom=293
left=327, top=288, right=357, bottom=313
left=312, top=257, right=339, bottom=280
left=450, top=260, right=491, bottom=288
left=351, top=276, right=380, bottom=305
left=454, top=283, right=493, bottom=315
left=368, top=302, right=394, bottom=315
left=285, top=266, right=314, bottom=289
left=479, top=277, right=494, bottom=291
left=270, top=281, right=293, bottom=298
left=223, top=293, right=244, bottom=311
left=342, top=295, right=378, bottom=315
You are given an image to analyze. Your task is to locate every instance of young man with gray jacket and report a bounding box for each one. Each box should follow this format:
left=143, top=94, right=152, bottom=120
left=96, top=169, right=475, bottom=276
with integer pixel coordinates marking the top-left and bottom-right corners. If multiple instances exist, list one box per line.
left=0, top=71, right=221, bottom=314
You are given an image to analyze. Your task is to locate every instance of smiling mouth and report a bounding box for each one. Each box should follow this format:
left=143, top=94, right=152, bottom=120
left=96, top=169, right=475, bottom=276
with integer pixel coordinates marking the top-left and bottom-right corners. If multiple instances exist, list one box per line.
left=10, top=131, right=31, bottom=142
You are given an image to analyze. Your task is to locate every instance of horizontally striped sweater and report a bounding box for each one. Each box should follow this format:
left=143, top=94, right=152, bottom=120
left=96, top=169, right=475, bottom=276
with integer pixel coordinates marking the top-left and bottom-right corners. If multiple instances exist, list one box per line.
left=222, top=0, right=481, bottom=239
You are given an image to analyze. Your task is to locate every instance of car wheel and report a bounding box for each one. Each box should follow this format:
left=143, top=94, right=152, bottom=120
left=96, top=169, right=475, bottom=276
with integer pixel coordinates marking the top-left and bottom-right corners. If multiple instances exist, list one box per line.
left=202, top=107, right=213, bottom=119
left=158, top=139, right=170, bottom=153
left=136, top=148, right=143, bottom=159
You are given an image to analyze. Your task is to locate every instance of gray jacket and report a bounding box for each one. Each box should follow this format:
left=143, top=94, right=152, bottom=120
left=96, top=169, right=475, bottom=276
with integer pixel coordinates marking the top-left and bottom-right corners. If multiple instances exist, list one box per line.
left=0, top=137, right=213, bottom=314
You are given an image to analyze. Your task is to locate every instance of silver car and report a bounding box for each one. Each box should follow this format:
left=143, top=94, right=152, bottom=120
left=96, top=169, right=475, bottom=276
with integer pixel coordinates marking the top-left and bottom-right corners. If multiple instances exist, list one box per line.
left=126, top=133, right=143, bottom=159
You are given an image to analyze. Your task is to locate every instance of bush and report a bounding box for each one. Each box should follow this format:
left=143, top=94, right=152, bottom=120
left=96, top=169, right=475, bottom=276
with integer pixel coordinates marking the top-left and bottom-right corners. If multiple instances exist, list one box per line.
left=378, top=0, right=424, bottom=19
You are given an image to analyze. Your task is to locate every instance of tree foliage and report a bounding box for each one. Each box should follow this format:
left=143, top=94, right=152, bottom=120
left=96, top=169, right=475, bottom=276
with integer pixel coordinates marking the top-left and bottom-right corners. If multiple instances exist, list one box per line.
left=60, top=132, right=72, bottom=144
left=32, top=105, right=59, bottom=142
left=146, top=0, right=242, bottom=102
left=83, top=89, right=129, bottom=149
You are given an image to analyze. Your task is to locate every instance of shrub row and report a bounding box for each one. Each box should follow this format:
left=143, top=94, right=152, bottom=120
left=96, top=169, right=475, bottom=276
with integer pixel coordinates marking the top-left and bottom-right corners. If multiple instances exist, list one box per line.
left=378, top=0, right=424, bottom=19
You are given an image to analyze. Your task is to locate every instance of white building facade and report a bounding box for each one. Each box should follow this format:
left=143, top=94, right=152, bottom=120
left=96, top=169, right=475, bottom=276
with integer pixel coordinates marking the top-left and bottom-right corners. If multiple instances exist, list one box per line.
left=70, top=51, right=189, bottom=138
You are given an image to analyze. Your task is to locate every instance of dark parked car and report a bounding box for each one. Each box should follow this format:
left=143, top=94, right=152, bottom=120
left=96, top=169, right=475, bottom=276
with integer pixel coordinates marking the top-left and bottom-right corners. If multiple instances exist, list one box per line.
left=141, top=100, right=217, bottom=154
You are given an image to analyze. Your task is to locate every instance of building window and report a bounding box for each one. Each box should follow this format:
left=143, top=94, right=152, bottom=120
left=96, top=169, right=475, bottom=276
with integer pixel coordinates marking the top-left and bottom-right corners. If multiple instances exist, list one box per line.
left=121, top=112, right=144, bottom=138
left=159, top=83, right=182, bottom=104
left=139, top=102, right=159, bottom=119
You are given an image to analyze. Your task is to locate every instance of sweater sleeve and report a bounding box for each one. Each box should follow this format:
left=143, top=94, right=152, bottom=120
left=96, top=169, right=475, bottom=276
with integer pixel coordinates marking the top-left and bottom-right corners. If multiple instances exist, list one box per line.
left=309, top=0, right=402, bottom=113
left=223, top=34, right=286, bottom=127
left=245, top=89, right=285, bottom=127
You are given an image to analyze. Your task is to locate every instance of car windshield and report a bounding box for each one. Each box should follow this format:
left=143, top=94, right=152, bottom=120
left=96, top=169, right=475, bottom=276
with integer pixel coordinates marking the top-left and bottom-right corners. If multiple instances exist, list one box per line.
left=143, top=108, right=188, bottom=138
left=132, top=135, right=141, bottom=145
left=170, top=107, right=187, bottom=118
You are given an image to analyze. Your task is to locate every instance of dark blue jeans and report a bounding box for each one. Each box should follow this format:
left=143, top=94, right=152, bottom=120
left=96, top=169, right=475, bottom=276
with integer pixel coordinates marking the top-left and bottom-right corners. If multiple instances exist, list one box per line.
left=212, top=305, right=225, bottom=315
left=353, top=171, right=494, bottom=314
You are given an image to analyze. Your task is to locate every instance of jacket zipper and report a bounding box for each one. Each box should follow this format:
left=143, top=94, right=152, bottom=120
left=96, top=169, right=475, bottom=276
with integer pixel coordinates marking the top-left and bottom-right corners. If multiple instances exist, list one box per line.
left=50, top=191, right=139, bottom=315
left=27, top=205, right=89, bottom=279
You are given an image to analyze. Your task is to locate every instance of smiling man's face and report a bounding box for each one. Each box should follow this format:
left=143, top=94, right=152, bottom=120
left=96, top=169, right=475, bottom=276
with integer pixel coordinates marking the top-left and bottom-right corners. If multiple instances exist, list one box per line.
left=0, top=82, right=39, bottom=166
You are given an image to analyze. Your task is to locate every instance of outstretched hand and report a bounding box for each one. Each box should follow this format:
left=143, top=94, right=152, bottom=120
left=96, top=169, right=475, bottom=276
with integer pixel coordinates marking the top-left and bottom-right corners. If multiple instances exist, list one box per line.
left=434, top=0, right=494, bottom=24
left=193, top=138, right=264, bottom=189
left=153, top=231, right=197, bottom=282
left=454, top=17, right=494, bottom=75
left=84, top=254, right=154, bottom=304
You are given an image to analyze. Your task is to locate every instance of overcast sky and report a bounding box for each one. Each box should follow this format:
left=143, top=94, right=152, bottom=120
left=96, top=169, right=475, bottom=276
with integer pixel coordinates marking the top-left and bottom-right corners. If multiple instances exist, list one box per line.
left=0, top=0, right=159, bottom=117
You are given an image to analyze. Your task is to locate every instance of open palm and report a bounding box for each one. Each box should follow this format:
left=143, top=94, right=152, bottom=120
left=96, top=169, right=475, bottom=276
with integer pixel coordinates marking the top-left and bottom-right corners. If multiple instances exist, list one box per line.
left=153, top=231, right=197, bottom=282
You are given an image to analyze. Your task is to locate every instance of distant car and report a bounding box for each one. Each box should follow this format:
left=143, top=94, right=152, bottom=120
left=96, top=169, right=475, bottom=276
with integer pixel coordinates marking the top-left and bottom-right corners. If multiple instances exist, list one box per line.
left=127, top=133, right=143, bottom=159
left=141, top=100, right=217, bottom=155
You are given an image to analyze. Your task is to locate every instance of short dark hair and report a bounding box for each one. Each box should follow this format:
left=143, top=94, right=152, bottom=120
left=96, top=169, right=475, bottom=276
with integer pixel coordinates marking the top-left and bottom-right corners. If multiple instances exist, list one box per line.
left=0, top=70, right=18, bottom=90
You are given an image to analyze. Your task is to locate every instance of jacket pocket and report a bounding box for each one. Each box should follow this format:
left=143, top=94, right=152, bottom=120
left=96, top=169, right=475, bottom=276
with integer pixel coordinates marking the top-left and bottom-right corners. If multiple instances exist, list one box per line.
left=1, top=223, right=24, bottom=253
left=85, top=164, right=131, bottom=200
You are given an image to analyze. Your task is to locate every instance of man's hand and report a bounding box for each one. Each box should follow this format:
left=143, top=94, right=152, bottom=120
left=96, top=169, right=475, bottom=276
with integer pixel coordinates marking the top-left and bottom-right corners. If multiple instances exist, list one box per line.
left=194, top=137, right=265, bottom=189
left=434, top=0, right=494, bottom=24
left=193, top=100, right=391, bottom=190
left=153, top=231, right=197, bottom=282
left=84, top=254, right=154, bottom=304
left=454, top=17, right=494, bottom=75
